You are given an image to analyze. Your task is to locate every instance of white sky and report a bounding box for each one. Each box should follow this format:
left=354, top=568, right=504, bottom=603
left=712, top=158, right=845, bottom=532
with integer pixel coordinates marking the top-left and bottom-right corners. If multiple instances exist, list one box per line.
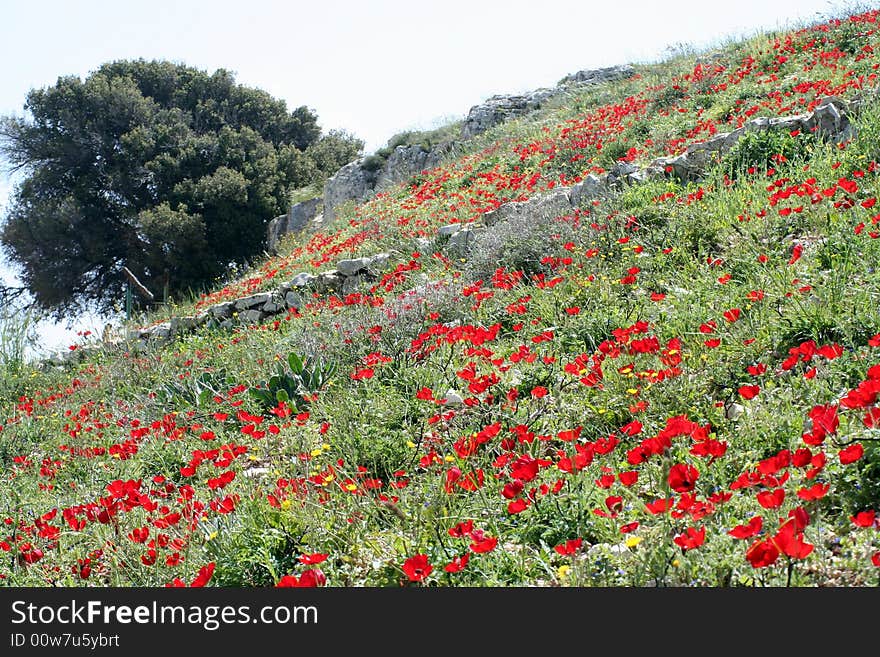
left=0, top=0, right=853, bottom=354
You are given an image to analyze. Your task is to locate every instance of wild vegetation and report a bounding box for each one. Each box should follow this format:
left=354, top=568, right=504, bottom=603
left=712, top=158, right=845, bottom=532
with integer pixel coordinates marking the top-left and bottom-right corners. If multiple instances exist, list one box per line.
left=0, top=60, right=362, bottom=318
left=2, top=8, right=880, bottom=587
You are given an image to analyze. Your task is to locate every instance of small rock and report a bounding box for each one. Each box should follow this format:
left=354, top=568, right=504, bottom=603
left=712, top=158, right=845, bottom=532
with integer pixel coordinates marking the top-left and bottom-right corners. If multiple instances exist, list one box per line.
left=336, top=257, right=372, bottom=276
left=290, top=272, right=316, bottom=288
left=234, top=293, right=272, bottom=311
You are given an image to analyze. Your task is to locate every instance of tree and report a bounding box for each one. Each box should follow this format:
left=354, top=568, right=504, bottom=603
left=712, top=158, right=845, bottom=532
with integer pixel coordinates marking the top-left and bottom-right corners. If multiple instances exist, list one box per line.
left=0, top=60, right=361, bottom=318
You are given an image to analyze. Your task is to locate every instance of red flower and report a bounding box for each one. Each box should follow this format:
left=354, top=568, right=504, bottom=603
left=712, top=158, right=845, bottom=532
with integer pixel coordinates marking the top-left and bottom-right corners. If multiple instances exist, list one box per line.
left=554, top=538, right=583, bottom=556
left=738, top=385, right=760, bottom=400
left=851, top=510, right=876, bottom=528
left=756, top=488, right=785, bottom=509
left=507, top=498, right=530, bottom=514
left=351, top=368, right=374, bottom=381
left=448, top=520, right=473, bottom=538
left=723, top=308, right=741, bottom=323
left=645, top=498, right=673, bottom=514
left=469, top=533, right=498, bottom=554
left=872, top=553, right=880, bottom=568
left=191, top=562, right=215, bottom=587
left=797, top=483, right=830, bottom=501
left=839, top=443, right=864, bottom=465
left=746, top=538, right=780, bottom=568
left=772, top=520, right=813, bottom=559
left=298, top=569, right=326, bottom=587
left=667, top=463, right=699, bottom=493
left=618, top=471, right=639, bottom=487
left=444, top=553, right=469, bottom=573
left=673, top=526, right=705, bottom=551
left=299, top=552, right=329, bottom=565
left=531, top=386, right=549, bottom=399
left=729, top=516, right=763, bottom=539
left=276, top=575, right=300, bottom=587
left=402, top=554, right=433, bottom=582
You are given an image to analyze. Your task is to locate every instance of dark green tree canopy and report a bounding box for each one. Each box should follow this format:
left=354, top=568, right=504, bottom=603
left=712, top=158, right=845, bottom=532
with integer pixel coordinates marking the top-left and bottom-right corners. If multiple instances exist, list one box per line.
left=0, top=59, right=362, bottom=318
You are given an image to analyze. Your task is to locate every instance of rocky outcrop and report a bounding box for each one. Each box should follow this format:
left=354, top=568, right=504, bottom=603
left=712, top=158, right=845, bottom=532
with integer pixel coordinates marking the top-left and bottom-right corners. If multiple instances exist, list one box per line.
left=267, top=197, right=321, bottom=254
left=322, top=141, right=461, bottom=223
left=101, top=251, right=398, bottom=349
left=648, top=96, right=853, bottom=181
left=461, top=65, right=637, bottom=139
left=322, top=162, right=377, bottom=224
left=321, top=65, right=637, bottom=223
left=558, top=64, right=636, bottom=87
left=461, top=89, right=558, bottom=139
left=375, top=142, right=458, bottom=190
left=438, top=95, right=858, bottom=255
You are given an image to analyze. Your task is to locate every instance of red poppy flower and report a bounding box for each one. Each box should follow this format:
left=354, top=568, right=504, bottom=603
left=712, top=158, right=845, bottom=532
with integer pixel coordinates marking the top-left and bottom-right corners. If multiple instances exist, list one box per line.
left=756, top=488, right=785, bottom=509
left=839, top=443, right=864, bottom=464
left=299, top=552, right=329, bottom=565
left=723, top=308, right=741, bottom=323
left=729, top=516, right=763, bottom=539
left=739, top=385, right=760, bottom=400
left=645, top=498, right=673, bottom=514
left=507, top=498, right=530, bottom=514
left=668, top=463, right=699, bottom=493
left=620, top=522, right=640, bottom=534
left=746, top=538, right=779, bottom=568
left=531, top=386, right=549, bottom=399
left=872, top=552, right=880, bottom=567
left=554, top=538, right=583, bottom=556
left=772, top=520, right=813, bottom=559
left=276, top=575, right=301, bottom=587
left=298, top=568, right=326, bottom=587
left=444, top=553, right=469, bottom=573
left=448, top=520, right=473, bottom=538
left=402, top=554, right=433, bottom=582
left=797, top=483, right=830, bottom=501
left=190, top=562, right=215, bottom=587
left=673, top=526, right=705, bottom=551
left=851, top=510, right=876, bottom=528
left=618, top=471, right=638, bottom=487
left=469, top=533, right=498, bottom=554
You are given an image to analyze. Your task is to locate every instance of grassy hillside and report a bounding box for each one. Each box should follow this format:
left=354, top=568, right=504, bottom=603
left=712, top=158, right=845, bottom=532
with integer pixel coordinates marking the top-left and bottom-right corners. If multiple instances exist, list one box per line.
left=3, top=8, right=880, bottom=587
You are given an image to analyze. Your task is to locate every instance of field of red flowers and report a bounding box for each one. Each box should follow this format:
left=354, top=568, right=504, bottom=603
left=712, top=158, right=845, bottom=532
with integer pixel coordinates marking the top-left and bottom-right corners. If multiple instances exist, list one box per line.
left=2, top=8, right=880, bottom=587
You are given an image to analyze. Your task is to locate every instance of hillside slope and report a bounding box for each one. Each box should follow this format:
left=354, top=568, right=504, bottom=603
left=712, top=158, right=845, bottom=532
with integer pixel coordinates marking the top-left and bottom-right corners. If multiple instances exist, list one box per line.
left=3, top=8, right=880, bottom=587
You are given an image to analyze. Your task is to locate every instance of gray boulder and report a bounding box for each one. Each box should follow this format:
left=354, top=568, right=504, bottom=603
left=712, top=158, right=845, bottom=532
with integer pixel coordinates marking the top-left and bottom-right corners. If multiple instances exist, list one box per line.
left=267, top=197, right=321, bottom=254
left=289, top=272, right=316, bottom=288
left=569, top=173, right=608, bottom=207
left=336, top=257, right=372, bottom=276
left=558, top=64, right=635, bottom=87
left=234, top=293, right=273, bottom=311
left=323, top=161, right=376, bottom=223
left=461, top=88, right=559, bottom=139
left=481, top=187, right=573, bottom=227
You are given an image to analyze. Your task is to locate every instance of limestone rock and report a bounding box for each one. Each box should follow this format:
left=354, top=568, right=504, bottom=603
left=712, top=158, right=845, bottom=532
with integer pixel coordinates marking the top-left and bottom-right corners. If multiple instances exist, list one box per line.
left=461, top=88, right=558, bottom=139
left=336, top=257, right=372, bottom=276
left=234, top=293, right=273, bottom=311
left=569, top=174, right=607, bottom=207
left=267, top=197, right=321, bottom=254
left=323, top=161, right=376, bottom=223
left=289, top=272, right=316, bottom=288
left=558, top=64, right=635, bottom=87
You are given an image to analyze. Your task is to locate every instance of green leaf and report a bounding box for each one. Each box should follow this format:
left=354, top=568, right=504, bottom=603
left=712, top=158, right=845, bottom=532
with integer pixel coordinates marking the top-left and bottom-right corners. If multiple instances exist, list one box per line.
left=276, top=388, right=289, bottom=403
left=288, top=352, right=304, bottom=375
